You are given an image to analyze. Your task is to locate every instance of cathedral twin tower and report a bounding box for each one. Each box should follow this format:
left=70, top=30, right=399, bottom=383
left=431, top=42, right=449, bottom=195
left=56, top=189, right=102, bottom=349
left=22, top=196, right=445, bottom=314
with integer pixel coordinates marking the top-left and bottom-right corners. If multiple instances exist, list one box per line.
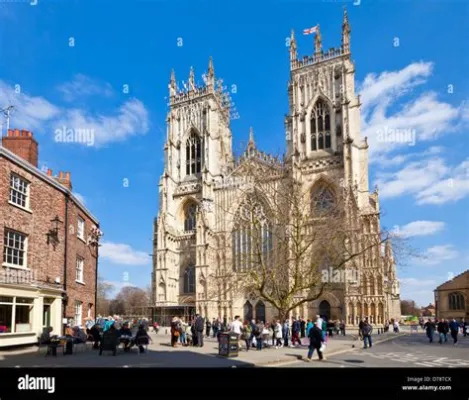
left=151, top=10, right=401, bottom=326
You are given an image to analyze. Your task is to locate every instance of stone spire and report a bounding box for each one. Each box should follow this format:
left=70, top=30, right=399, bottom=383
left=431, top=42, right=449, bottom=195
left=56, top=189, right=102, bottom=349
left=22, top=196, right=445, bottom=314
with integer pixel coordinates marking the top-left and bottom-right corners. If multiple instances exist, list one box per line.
left=314, top=24, right=322, bottom=57
left=245, top=127, right=256, bottom=156
left=207, top=56, right=215, bottom=88
left=169, top=69, right=176, bottom=97
left=289, top=29, right=297, bottom=62
left=189, top=66, right=195, bottom=92
left=342, top=7, right=351, bottom=53
left=249, top=126, right=255, bottom=145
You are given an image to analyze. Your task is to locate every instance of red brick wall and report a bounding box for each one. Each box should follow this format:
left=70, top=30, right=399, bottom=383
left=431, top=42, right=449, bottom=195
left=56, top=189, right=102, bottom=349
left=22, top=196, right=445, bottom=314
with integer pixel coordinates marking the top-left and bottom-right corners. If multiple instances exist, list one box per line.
left=0, top=155, right=98, bottom=326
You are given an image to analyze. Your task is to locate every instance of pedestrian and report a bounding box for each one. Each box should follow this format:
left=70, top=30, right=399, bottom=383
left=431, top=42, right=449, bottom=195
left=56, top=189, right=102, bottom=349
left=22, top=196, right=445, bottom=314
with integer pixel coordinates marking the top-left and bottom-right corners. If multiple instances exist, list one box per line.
left=462, top=318, right=467, bottom=337
left=300, top=317, right=306, bottom=338
left=305, top=323, right=325, bottom=362
left=449, top=318, right=459, bottom=345
left=241, top=320, right=252, bottom=351
left=306, top=319, right=313, bottom=338
left=321, top=317, right=328, bottom=340
left=170, top=316, right=181, bottom=347
left=274, top=319, right=283, bottom=348
left=340, top=320, right=346, bottom=336
left=229, top=315, right=243, bottom=349
left=437, top=319, right=447, bottom=344
left=282, top=319, right=290, bottom=348
left=361, top=317, right=373, bottom=349
left=424, top=319, right=435, bottom=343
left=254, top=320, right=264, bottom=351
left=205, top=319, right=211, bottom=338
left=194, top=314, right=205, bottom=347
left=291, top=317, right=302, bottom=347
left=393, top=319, right=399, bottom=333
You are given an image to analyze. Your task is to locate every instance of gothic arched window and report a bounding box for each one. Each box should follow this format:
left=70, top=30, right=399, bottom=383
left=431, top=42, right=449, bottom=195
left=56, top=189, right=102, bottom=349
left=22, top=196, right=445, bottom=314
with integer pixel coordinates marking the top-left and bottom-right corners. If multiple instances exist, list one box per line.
left=184, top=202, right=197, bottom=231
left=183, top=265, right=195, bottom=293
left=185, top=131, right=202, bottom=176
left=448, top=292, right=465, bottom=310
left=310, top=99, right=331, bottom=150
left=232, top=198, right=273, bottom=272
left=311, top=185, right=335, bottom=214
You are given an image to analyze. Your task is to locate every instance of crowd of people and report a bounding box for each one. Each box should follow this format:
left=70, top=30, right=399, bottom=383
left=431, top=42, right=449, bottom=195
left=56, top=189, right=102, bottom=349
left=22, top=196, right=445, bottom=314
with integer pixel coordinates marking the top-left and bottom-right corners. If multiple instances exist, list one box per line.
left=423, top=318, right=467, bottom=344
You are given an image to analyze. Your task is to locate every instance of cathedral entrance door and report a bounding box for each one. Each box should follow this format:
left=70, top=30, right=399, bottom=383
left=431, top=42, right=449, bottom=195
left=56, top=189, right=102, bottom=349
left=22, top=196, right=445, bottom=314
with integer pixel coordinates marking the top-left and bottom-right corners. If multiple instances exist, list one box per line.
left=255, top=301, right=266, bottom=323
left=319, top=300, right=331, bottom=320
left=243, top=301, right=253, bottom=322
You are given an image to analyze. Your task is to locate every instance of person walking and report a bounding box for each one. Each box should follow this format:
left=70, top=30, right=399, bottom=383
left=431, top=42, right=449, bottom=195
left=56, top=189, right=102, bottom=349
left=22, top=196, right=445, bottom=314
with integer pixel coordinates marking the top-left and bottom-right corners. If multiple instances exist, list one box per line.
left=241, top=320, right=252, bottom=351
left=194, top=314, right=205, bottom=347
left=205, top=319, right=212, bottom=338
left=424, top=319, right=435, bottom=343
left=306, top=319, right=313, bottom=338
left=305, top=323, right=325, bottom=362
left=291, top=318, right=302, bottom=347
left=361, top=317, right=373, bottom=349
left=229, top=315, right=243, bottom=350
left=282, top=319, right=290, bottom=348
left=274, top=319, right=283, bottom=348
left=254, top=320, right=264, bottom=351
left=170, top=317, right=181, bottom=347
left=340, top=320, right=346, bottom=336
left=449, top=318, right=459, bottom=345
left=300, top=318, right=306, bottom=338
left=462, top=318, right=467, bottom=337
left=437, top=319, right=447, bottom=344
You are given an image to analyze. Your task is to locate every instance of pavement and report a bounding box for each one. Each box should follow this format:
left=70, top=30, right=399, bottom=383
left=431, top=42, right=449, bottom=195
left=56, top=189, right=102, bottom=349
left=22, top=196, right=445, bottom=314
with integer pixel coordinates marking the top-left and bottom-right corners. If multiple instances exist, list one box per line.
left=0, top=330, right=404, bottom=368
left=285, top=332, right=469, bottom=368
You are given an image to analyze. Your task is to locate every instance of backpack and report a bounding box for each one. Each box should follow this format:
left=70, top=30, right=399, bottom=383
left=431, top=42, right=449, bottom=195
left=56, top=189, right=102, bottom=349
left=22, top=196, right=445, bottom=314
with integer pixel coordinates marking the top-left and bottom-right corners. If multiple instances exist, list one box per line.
left=363, top=323, right=372, bottom=335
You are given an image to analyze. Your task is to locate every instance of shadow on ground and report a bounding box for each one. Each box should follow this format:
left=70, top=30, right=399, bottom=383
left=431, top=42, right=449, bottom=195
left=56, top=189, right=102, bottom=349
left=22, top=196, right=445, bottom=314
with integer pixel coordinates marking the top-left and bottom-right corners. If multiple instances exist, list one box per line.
left=0, top=346, right=256, bottom=368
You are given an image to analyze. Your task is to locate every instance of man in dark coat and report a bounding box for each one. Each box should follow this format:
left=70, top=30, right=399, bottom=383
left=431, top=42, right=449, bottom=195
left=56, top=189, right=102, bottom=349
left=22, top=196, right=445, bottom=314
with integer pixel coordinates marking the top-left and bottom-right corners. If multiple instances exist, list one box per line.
left=305, top=324, right=324, bottom=361
left=424, top=319, right=436, bottom=343
left=300, top=318, right=306, bottom=338
left=194, top=314, right=205, bottom=347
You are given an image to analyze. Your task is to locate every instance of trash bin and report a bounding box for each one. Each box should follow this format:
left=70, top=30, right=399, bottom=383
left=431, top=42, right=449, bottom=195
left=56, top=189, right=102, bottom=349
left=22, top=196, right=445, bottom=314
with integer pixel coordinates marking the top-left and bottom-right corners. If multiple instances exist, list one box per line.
left=218, top=332, right=239, bottom=357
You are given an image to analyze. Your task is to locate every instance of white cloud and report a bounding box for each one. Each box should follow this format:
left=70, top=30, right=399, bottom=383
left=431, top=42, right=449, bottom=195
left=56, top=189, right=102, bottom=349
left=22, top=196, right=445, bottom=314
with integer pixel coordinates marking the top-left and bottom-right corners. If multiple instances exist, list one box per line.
left=420, top=245, right=459, bottom=266
left=376, top=157, right=469, bottom=204
left=0, top=80, right=61, bottom=131
left=393, top=221, right=445, bottom=238
left=0, top=79, right=149, bottom=146
left=399, top=277, right=437, bottom=287
left=100, top=242, right=150, bottom=265
left=359, top=62, right=462, bottom=163
left=52, top=98, right=149, bottom=147
left=57, top=74, right=114, bottom=102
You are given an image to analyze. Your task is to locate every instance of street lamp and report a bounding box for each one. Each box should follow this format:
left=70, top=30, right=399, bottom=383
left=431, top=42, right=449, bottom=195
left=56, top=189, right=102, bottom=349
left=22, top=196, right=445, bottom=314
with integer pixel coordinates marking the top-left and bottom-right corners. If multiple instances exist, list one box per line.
left=47, top=215, right=63, bottom=249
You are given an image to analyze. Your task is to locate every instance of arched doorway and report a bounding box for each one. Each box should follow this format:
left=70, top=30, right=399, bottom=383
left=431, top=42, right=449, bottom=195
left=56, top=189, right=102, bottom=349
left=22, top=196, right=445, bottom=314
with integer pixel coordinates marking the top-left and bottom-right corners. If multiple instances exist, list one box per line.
left=319, top=300, right=331, bottom=320
left=243, top=301, right=253, bottom=322
left=255, top=300, right=266, bottom=323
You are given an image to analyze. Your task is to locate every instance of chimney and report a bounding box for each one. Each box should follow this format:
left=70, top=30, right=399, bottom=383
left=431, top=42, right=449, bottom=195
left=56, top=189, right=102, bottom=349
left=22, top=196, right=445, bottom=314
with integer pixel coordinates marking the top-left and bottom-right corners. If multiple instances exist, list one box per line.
left=54, top=171, right=72, bottom=191
left=2, top=128, right=39, bottom=167
left=47, top=169, right=53, bottom=176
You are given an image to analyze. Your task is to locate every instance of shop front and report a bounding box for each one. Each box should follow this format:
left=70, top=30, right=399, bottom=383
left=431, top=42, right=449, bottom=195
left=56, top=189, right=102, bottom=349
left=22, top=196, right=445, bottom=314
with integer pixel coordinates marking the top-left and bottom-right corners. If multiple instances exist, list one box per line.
left=0, top=284, right=62, bottom=348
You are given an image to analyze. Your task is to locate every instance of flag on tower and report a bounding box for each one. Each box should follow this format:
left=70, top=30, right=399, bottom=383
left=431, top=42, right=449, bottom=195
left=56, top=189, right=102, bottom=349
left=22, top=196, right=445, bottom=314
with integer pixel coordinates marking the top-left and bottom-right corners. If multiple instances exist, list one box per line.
left=303, top=25, right=318, bottom=35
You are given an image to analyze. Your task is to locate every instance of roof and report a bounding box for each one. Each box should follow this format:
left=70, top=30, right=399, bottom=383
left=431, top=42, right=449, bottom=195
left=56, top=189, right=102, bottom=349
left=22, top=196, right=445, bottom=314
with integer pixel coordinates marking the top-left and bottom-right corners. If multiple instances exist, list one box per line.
left=0, top=145, right=99, bottom=225
left=435, top=269, right=469, bottom=290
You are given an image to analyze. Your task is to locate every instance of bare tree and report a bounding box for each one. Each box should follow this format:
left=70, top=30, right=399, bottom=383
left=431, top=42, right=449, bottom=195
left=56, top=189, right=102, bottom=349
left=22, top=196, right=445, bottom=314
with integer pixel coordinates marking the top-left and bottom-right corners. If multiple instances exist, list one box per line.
left=204, top=156, right=407, bottom=321
left=401, top=299, right=420, bottom=316
left=115, top=286, right=150, bottom=316
left=96, top=275, right=114, bottom=316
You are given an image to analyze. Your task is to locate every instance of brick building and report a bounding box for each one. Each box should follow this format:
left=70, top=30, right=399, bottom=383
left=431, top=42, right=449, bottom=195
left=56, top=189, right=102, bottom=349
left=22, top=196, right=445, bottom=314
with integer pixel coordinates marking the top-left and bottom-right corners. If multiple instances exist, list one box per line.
left=0, top=128, right=101, bottom=347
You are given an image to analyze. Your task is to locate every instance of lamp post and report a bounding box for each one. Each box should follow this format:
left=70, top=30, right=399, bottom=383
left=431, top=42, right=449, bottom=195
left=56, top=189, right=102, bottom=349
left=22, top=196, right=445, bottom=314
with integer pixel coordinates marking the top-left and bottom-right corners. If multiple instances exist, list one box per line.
left=47, top=215, right=63, bottom=249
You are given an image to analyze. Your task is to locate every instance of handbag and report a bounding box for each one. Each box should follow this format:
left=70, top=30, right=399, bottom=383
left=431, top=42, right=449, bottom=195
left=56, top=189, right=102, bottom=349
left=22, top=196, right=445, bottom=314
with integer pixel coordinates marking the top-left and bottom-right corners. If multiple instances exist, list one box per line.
left=319, top=343, right=326, bottom=352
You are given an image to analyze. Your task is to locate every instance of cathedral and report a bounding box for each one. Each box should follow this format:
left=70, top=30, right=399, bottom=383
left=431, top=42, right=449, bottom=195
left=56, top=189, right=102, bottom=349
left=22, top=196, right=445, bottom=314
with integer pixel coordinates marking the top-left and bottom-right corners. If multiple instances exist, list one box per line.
left=151, top=11, right=401, bottom=327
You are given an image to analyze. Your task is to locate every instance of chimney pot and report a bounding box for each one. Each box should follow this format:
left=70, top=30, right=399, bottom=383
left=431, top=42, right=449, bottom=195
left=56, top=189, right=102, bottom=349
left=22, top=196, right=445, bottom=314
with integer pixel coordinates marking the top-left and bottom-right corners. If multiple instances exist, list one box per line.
left=59, top=171, right=64, bottom=179
left=65, top=172, right=71, bottom=181
left=47, top=169, right=52, bottom=176
left=14, top=129, right=20, bottom=137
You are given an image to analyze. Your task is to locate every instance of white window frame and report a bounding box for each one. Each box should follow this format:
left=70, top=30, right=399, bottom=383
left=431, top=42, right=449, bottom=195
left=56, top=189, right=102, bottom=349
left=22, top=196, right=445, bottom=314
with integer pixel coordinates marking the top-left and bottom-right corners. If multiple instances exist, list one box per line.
left=9, top=173, right=31, bottom=211
left=75, top=257, right=84, bottom=284
left=77, top=216, right=85, bottom=241
left=3, top=229, right=28, bottom=269
left=74, top=301, right=83, bottom=327
left=0, top=296, right=34, bottom=334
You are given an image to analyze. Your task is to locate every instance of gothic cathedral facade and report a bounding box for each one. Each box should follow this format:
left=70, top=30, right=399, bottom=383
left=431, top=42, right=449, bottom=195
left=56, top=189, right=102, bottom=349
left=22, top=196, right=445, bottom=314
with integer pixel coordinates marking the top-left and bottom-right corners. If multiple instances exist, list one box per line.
left=151, top=11, right=401, bottom=326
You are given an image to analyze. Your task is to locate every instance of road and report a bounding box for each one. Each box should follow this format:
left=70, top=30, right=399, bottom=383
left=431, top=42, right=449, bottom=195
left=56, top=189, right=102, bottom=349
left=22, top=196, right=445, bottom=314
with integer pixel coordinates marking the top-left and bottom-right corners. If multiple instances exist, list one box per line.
left=285, top=332, right=469, bottom=368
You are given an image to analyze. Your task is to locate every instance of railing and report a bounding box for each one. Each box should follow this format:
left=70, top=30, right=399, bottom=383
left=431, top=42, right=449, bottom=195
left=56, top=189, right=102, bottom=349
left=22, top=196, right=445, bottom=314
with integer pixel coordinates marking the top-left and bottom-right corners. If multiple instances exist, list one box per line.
left=292, top=48, right=345, bottom=70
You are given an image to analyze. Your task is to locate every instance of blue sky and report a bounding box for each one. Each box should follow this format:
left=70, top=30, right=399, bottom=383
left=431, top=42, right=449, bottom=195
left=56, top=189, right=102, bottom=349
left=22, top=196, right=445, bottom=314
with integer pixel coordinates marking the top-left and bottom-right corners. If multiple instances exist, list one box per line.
left=0, top=0, right=468, bottom=306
